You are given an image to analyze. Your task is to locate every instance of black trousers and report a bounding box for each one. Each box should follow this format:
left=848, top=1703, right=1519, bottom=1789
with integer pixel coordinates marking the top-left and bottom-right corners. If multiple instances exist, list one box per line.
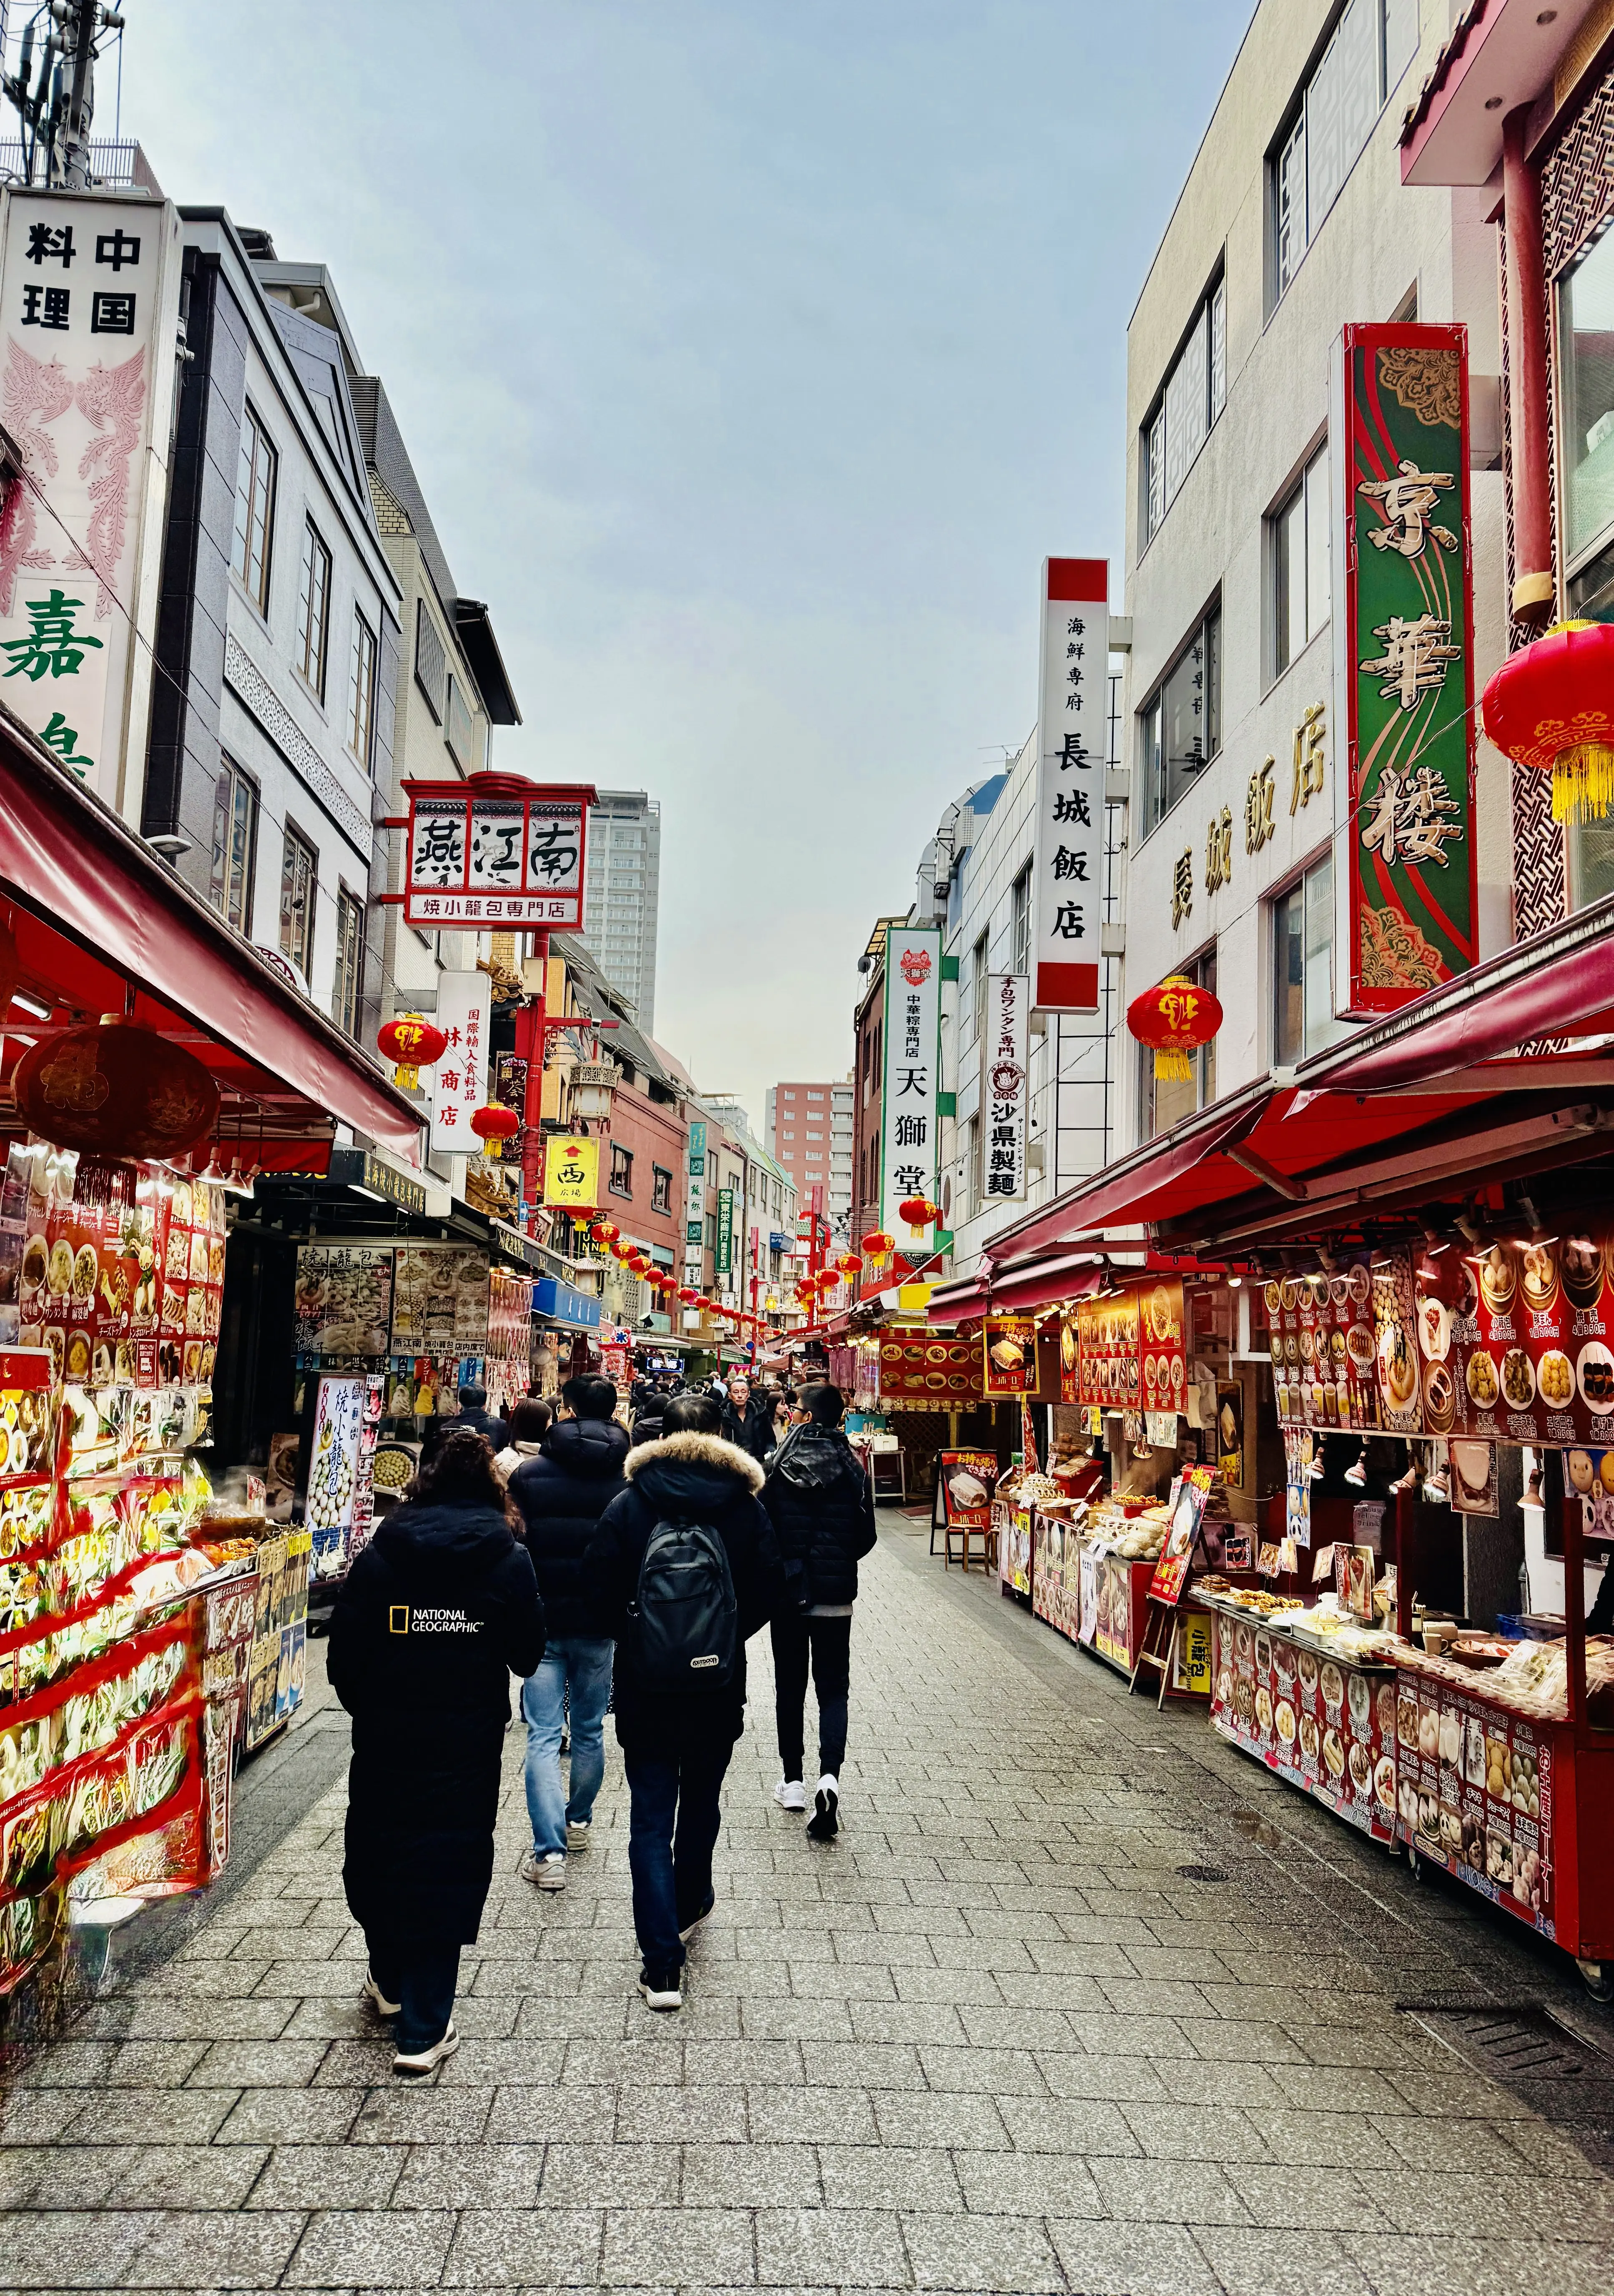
left=366, top=1935, right=460, bottom=2054
left=770, top=1611, right=852, bottom=1781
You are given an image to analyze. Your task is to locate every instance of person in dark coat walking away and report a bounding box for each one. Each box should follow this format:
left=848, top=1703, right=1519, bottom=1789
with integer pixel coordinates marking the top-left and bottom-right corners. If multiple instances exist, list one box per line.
left=420, top=1382, right=510, bottom=1469
left=328, top=1430, right=544, bottom=2076
left=763, top=1382, right=877, bottom=1841
left=584, top=1392, right=784, bottom=2010
left=719, top=1374, right=776, bottom=1464
left=508, top=1376, right=629, bottom=1889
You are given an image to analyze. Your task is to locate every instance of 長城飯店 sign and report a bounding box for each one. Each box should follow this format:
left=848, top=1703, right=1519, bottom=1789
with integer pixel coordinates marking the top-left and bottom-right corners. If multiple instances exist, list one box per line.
left=1331, top=324, right=1476, bottom=1015
left=404, top=777, right=590, bottom=929
left=1032, top=558, right=1108, bottom=1017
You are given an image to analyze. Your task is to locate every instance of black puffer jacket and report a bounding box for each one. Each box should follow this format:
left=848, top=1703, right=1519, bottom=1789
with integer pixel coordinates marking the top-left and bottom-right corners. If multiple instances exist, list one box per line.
left=509, top=1417, right=630, bottom=1640
left=584, top=1430, right=785, bottom=1753
left=762, top=1426, right=878, bottom=1609
left=329, top=1502, right=544, bottom=1948
left=419, top=1403, right=509, bottom=1468
left=720, top=1391, right=778, bottom=1464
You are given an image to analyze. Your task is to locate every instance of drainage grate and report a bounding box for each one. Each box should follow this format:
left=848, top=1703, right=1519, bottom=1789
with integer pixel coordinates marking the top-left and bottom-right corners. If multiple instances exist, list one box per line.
left=1175, top=1863, right=1231, bottom=1883
left=1402, top=2002, right=1604, bottom=2083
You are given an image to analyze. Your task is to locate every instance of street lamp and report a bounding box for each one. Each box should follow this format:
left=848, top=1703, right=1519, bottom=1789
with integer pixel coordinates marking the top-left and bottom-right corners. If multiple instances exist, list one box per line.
left=572, top=1060, right=618, bottom=1124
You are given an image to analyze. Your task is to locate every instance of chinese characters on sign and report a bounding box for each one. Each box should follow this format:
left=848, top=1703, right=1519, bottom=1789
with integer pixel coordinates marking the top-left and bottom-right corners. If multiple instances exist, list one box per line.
left=541, top=1136, right=599, bottom=1209
left=428, top=971, right=491, bottom=1155
left=1204, top=807, right=1232, bottom=895
left=404, top=781, right=589, bottom=929
left=0, top=194, right=181, bottom=804
left=980, top=974, right=1027, bottom=1202
left=715, top=1188, right=735, bottom=1275
left=1246, top=757, right=1275, bottom=854
left=1331, top=324, right=1476, bottom=1013
left=1290, top=703, right=1326, bottom=814
left=879, top=924, right=941, bottom=1247
left=1032, top=558, right=1108, bottom=1015
left=1171, top=848, right=1194, bottom=930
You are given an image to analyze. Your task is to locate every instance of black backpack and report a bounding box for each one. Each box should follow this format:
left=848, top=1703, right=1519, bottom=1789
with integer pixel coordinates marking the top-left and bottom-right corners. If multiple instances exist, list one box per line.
left=629, top=1518, right=738, bottom=1692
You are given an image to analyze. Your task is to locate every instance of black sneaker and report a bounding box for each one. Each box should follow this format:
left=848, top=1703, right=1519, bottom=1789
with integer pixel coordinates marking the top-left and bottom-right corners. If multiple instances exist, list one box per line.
left=678, top=1892, right=715, bottom=1942
left=638, top=1966, right=683, bottom=2011
left=807, top=1773, right=839, bottom=1841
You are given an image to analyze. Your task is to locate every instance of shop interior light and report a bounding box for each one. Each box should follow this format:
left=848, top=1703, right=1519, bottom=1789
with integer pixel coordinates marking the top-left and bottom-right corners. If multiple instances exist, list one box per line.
left=8, top=992, right=49, bottom=1020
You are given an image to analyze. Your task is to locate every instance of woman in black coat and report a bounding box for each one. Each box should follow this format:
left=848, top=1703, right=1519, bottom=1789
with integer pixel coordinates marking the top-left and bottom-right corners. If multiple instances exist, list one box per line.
left=328, top=1429, right=545, bottom=2075
left=761, top=1381, right=877, bottom=1840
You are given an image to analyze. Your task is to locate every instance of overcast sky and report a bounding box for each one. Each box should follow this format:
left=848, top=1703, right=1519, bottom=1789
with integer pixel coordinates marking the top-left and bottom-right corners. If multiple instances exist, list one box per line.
left=120, top=0, right=1253, bottom=1135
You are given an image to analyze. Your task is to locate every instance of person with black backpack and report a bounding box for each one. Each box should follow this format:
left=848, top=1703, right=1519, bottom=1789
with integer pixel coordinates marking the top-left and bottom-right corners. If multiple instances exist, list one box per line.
left=762, top=1382, right=878, bottom=1842
left=583, top=1390, right=785, bottom=2010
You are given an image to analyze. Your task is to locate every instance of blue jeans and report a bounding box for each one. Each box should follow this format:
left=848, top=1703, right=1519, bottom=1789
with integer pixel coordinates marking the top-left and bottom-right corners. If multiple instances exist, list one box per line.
left=624, top=1743, right=733, bottom=1974
left=522, top=1637, right=615, bottom=1859
left=367, top=1937, right=459, bottom=2055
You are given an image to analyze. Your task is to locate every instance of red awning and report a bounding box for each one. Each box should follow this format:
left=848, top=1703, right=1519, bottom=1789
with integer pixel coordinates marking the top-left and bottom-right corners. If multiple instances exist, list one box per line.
left=930, top=1251, right=1102, bottom=1325
left=0, top=723, right=422, bottom=1161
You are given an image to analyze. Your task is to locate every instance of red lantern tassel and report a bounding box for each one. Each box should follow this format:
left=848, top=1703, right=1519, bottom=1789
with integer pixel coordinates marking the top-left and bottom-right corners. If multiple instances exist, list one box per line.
left=1552, top=742, right=1614, bottom=826
left=1154, top=1048, right=1193, bottom=1084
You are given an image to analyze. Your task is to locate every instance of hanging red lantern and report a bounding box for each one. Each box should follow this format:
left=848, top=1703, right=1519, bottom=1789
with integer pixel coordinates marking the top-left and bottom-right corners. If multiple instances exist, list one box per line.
left=469, top=1103, right=520, bottom=1158
left=897, top=1194, right=940, bottom=1240
left=1126, top=973, right=1223, bottom=1085
left=13, top=1020, right=218, bottom=1161
left=838, top=1253, right=863, bottom=1279
left=377, top=1012, right=448, bottom=1092
left=1483, top=619, right=1614, bottom=823
left=861, top=1229, right=894, bottom=1269
left=677, top=1286, right=697, bottom=1304
left=588, top=1220, right=619, bottom=1245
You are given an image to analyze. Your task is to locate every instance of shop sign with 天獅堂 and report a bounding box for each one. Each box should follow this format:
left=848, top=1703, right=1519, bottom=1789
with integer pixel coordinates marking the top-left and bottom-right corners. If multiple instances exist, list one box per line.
left=879, top=924, right=941, bottom=1249
left=1032, top=558, right=1108, bottom=1017
left=1331, top=325, right=1476, bottom=1014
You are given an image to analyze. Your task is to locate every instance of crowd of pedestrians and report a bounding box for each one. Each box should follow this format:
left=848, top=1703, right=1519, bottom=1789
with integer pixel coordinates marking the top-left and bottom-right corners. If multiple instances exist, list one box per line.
left=326, top=1362, right=876, bottom=2075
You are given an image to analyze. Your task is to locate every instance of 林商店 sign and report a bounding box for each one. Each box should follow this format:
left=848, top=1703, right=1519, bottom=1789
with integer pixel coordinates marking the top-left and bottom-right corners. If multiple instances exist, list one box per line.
left=880, top=924, right=941, bottom=1247
left=404, top=776, right=590, bottom=929
left=428, top=970, right=490, bottom=1155
left=981, top=973, right=1028, bottom=1202
left=1032, top=558, right=1108, bottom=1017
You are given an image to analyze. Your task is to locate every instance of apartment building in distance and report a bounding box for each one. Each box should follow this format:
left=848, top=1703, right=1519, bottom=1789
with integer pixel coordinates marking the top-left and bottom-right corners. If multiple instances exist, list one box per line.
left=766, top=1077, right=854, bottom=1240
left=581, top=790, right=662, bottom=1031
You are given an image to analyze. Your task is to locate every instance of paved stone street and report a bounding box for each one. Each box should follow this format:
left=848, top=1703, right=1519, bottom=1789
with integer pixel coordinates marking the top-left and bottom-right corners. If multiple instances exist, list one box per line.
left=2, top=1516, right=1613, bottom=2293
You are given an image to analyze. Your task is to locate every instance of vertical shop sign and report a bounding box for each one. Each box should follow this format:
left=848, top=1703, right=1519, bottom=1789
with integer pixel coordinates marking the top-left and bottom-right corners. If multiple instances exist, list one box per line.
left=0, top=192, right=183, bottom=809
left=1331, top=324, right=1476, bottom=1015
left=879, top=923, right=941, bottom=1247
left=686, top=1171, right=706, bottom=1245
left=688, top=1120, right=706, bottom=1174
left=1032, top=557, right=1108, bottom=1017
left=981, top=973, right=1028, bottom=1202
left=715, top=1188, right=735, bottom=1274
left=429, top=971, right=491, bottom=1155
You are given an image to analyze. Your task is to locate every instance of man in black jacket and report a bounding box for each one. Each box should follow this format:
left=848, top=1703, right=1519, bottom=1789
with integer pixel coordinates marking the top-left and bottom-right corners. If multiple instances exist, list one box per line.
left=420, top=1383, right=510, bottom=1469
left=719, top=1373, right=776, bottom=1464
left=583, top=1391, right=784, bottom=2009
left=762, top=1382, right=877, bottom=1842
left=508, top=1376, right=629, bottom=1890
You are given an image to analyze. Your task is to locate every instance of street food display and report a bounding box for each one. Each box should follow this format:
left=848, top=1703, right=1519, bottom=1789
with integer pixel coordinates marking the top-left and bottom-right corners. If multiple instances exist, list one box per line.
left=1264, top=1255, right=1421, bottom=1435
left=485, top=1271, right=535, bottom=1419
left=981, top=1316, right=1035, bottom=1399
left=1070, top=1279, right=1186, bottom=1418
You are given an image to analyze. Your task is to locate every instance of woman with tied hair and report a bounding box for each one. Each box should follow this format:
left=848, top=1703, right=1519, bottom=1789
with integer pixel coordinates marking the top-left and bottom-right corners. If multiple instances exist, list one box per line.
left=329, top=1428, right=545, bottom=2076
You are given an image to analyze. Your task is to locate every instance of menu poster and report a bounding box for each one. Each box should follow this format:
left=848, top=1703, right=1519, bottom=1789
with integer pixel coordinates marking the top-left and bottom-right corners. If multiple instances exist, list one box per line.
left=1212, top=1613, right=1396, bottom=1842
left=1151, top=1465, right=1210, bottom=1605
left=1265, top=1260, right=1376, bottom=1430
left=1076, top=1291, right=1140, bottom=1411
left=1394, top=1672, right=1553, bottom=1934
left=293, top=1247, right=393, bottom=1360
left=1414, top=1230, right=1614, bottom=1449
left=1449, top=1439, right=1497, bottom=1517
left=1217, top=1382, right=1244, bottom=1487
left=1284, top=1427, right=1313, bottom=1548
left=981, top=1316, right=1036, bottom=1399
left=1568, top=1446, right=1614, bottom=1545
left=1059, top=1320, right=1079, bottom=1406
left=390, top=1248, right=490, bottom=1354
left=1138, top=1278, right=1186, bottom=1424
left=936, top=1450, right=999, bottom=1528
left=880, top=1336, right=978, bottom=1405
left=305, top=1377, right=364, bottom=1577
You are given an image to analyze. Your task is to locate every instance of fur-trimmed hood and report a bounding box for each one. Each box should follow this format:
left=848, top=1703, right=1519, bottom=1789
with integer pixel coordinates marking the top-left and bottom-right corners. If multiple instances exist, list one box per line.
left=622, top=1427, right=766, bottom=1496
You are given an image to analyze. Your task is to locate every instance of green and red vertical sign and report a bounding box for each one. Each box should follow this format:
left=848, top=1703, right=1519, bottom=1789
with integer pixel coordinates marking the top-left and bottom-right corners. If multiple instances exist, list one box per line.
left=1331, top=324, right=1477, bottom=1017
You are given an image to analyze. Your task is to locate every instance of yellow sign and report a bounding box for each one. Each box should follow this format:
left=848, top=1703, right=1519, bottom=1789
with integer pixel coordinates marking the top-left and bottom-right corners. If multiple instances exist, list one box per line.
left=542, top=1137, right=599, bottom=1208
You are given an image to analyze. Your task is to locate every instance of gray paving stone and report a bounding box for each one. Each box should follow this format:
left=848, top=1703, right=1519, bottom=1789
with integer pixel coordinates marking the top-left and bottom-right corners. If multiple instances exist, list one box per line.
left=748, top=2085, right=876, bottom=2145
left=681, top=2141, right=819, bottom=2207
left=603, top=2204, right=758, bottom=2285
left=214, top=2087, right=364, bottom=2146
left=0, top=2206, right=154, bottom=2289
left=105, top=2140, right=270, bottom=2208
left=284, top=2204, right=457, bottom=2286
left=953, top=2148, right=1104, bottom=2216
left=60, top=2088, right=236, bottom=2146
left=186, top=2036, right=332, bottom=2087
left=125, top=2206, right=308, bottom=2287
left=901, top=2206, right=1065, bottom=2290
left=245, top=2142, right=407, bottom=2209
left=442, top=2203, right=604, bottom=2285
left=1193, top=2225, right=1375, bottom=2296
left=1088, top=2153, right=1254, bottom=2225
left=871, top=2091, right=1012, bottom=2150
left=1047, top=2215, right=1220, bottom=2295
left=996, top=2095, right=1143, bottom=2155
left=537, top=2143, right=677, bottom=2206
left=817, top=2144, right=963, bottom=2211
left=753, top=2203, right=910, bottom=2288
left=1338, top=2232, right=1614, bottom=2296
left=0, top=2145, right=121, bottom=2208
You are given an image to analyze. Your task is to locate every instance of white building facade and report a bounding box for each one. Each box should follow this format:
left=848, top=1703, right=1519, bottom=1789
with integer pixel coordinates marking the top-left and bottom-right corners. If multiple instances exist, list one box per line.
left=581, top=789, right=662, bottom=1031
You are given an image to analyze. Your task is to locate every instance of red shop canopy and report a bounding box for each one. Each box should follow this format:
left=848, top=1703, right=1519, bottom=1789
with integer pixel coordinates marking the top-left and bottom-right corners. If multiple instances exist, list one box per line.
left=0, top=720, right=422, bottom=1163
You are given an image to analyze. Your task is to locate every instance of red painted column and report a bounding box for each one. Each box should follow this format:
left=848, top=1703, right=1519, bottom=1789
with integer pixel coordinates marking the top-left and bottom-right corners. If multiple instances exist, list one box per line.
left=1503, top=105, right=1555, bottom=625
left=518, top=927, right=550, bottom=1215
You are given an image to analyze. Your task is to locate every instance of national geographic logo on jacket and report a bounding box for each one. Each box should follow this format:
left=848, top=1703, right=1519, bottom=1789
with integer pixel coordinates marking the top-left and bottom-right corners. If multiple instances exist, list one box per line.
left=387, top=1605, right=482, bottom=1635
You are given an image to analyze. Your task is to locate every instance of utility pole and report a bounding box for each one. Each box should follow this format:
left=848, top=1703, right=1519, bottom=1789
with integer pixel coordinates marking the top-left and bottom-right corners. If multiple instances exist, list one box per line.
left=61, top=0, right=99, bottom=190
left=3, top=2, right=123, bottom=190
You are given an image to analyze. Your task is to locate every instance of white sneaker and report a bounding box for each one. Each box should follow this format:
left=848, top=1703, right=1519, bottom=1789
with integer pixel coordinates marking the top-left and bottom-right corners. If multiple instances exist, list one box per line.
left=520, top=1851, right=567, bottom=1889
left=638, top=1968, right=683, bottom=2011
left=392, top=2020, right=460, bottom=2078
left=807, top=1773, right=840, bottom=1841
left=361, top=1968, right=400, bottom=2017
left=774, top=1778, right=807, bottom=1811
left=566, top=1818, right=592, bottom=1847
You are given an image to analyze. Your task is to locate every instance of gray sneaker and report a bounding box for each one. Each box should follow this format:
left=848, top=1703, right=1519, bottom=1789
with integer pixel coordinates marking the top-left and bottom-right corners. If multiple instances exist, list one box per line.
left=520, top=1851, right=567, bottom=1890
left=566, top=1818, right=592, bottom=1848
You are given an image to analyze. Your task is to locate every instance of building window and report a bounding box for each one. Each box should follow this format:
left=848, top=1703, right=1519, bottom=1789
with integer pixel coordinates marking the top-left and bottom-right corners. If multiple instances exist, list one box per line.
left=415, top=598, right=446, bottom=722
left=652, top=1165, right=672, bottom=1213
left=333, top=888, right=364, bottom=1038
left=296, top=520, right=332, bottom=701
left=1141, top=271, right=1227, bottom=543
left=231, top=404, right=276, bottom=611
left=279, top=826, right=316, bottom=979
left=1012, top=863, right=1032, bottom=980
left=1138, top=605, right=1221, bottom=839
left=1272, top=444, right=1331, bottom=677
left=1270, top=0, right=1420, bottom=309
left=1141, top=945, right=1217, bottom=1141
left=347, top=610, right=377, bottom=769
left=446, top=674, right=476, bottom=769
left=1273, top=853, right=1335, bottom=1065
left=1561, top=225, right=1614, bottom=569
left=610, top=1144, right=633, bottom=1198
left=208, top=757, right=257, bottom=933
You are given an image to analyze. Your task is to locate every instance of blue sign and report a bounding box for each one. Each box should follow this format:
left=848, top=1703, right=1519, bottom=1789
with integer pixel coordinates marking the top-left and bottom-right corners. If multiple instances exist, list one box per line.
left=532, top=1276, right=602, bottom=1332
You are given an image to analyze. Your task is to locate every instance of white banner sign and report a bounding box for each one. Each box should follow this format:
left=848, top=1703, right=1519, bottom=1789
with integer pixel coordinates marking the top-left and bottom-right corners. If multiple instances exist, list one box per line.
left=879, top=922, right=941, bottom=1249
left=981, top=972, right=1029, bottom=1203
left=429, top=970, right=491, bottom=1155
left=1032, top=557, right=1108, bottom=1016
left=0, top=191, right=182, bottom=811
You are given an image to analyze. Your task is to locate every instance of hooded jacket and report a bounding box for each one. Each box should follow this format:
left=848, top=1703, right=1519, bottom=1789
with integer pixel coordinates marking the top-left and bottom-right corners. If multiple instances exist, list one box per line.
left=328, top=1500, right=545, bottom=1947
left=583, top=1429, right=785, bottom=1753
left=763, top=1425, right=879, bottom=1610
left=509, top=1416, right=631, bottom=1641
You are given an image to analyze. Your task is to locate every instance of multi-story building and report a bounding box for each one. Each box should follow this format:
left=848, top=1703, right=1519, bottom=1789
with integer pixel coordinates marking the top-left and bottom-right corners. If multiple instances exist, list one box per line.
left=580, top=789, right=661, bottom=1031
left=765, top=1076, right=854, bottom=1238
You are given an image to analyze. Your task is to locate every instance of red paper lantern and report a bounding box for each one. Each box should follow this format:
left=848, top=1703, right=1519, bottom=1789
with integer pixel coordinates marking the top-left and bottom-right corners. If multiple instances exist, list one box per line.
left=838, top=1253, right=862, bottom=1279
left=470, top=1103, right=520, bottom=1159
left=1127, top=974, right=1223, bottom=1085
left=588, top=1220, right=619, bottom=1244
left=377, top=1012, right=448, bottom=1092
left=677, top=1286, right=697, bottom=1304
left=897, top=1194, right=940, bottom=1240
left=1483, top=619, right=1614, bottom=823
left=861, top=1230, right=894, bottom=1268
left=12, top=1021, right=218, bottom=1162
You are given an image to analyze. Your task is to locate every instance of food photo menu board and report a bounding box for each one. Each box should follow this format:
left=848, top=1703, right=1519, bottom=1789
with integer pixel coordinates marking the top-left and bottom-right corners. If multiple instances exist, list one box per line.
left=878, top=1336, right=979, bottom=1406
left=1393, top=1667, right=1555, bottom=1936
left=1209, top=1608, right=1397, bottom=1844
left=1412, top=1229, right=1614, bottom=1448
left=1265, top=1252, right=1422, bottom=1437
left=1074, top=1279, right=1186, bottom=1415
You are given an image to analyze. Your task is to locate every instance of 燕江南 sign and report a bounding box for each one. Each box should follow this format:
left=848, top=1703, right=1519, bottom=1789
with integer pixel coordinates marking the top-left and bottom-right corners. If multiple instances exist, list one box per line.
left=0, top=192, right=183, bottom=808
left=1331, top=324, right=1476, bottom=1015
left=981, top=972, right=1028, bottom=1202
left=404, top=776, right=590, bottom=929
left=1032, top=558, right=1108, bottom=1017
left=428, top=971, right=491, bottom=1155
left=542, top=1136, right=599, bottom=1208
left=879, top=923, right=941, bottom=1249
